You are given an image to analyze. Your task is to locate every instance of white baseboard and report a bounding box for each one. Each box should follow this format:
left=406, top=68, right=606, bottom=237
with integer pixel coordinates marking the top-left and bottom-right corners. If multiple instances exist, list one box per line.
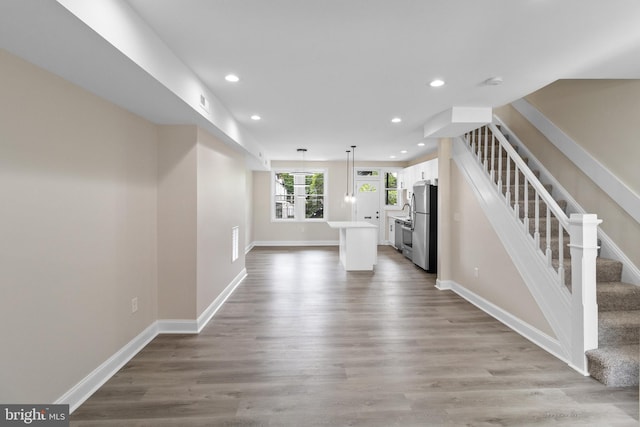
left=57, top=271, right=247, bottom=414
left=598, top=232, right=640, bottom=286
left=452, top=138, right=572, bottom=351
left=56, top=322, right=159, bottom=413
left=245, top=242, right=255, bottom=254
left=253, top=240, right=339, bottom=246
left=156, top=319, right=198, bottom=334
left=196, top=268, right=246, bottom=333
left=435, top=278, right=570, bottom=368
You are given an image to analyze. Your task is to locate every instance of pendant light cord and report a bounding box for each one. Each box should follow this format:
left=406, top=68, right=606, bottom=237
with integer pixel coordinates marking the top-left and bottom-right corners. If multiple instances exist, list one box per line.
left=351, top=145, right=356, bottom=201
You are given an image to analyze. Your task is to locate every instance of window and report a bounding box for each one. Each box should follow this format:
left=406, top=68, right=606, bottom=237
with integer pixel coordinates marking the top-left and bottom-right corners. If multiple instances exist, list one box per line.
left=273, top=170, right=326, bottom=221
left=384, top=172, right=398, bottom=206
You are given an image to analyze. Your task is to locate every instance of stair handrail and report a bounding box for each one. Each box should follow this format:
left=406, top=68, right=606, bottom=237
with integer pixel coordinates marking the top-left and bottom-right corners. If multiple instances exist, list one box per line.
left=487, top=123, right=569, bottom=227
left=466, top=123, right=572, bottom=284
left=463, top=121, right=600, bottom=374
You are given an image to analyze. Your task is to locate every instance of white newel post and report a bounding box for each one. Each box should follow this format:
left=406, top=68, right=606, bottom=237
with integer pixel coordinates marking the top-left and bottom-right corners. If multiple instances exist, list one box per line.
left=568, top=213, right=602, bottom=374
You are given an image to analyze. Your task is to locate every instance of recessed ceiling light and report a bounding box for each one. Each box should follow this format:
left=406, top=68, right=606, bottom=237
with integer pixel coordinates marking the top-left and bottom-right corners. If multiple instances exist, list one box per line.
left=250, top=115, right=261, bottom=121
left=391, top=117, right=402, bottom=123
left=225, top=74, right=240, bottom=83
left=417, top=142, right=425, bottom=147
left=390, top=155, right=397, bottom=159
left=484, top=76, right=503, bottom=86
left=429, top=79, right=445, bottom=87
left=400, top=150, right=408, bottom=154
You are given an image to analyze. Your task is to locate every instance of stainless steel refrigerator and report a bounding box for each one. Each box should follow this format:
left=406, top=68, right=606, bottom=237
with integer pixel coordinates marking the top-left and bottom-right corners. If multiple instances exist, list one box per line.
left=411, top=181, right=438, bottom=272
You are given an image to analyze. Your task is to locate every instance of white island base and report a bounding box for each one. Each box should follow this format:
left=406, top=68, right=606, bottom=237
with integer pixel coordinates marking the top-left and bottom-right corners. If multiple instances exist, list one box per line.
left=327, top=221, right=378, bottom=271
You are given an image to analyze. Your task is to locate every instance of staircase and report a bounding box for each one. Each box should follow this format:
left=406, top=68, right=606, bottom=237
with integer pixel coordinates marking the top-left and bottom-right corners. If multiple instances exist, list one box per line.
left=587, top=283, right=640, bottom=386
left=466, top=124, right=640, bottom=387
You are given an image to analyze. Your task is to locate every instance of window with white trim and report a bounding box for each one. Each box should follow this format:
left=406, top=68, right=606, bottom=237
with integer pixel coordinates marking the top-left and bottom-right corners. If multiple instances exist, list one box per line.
left=273, top=170, right=326, bottom=221
left=384, top=172, right=398, bottom=206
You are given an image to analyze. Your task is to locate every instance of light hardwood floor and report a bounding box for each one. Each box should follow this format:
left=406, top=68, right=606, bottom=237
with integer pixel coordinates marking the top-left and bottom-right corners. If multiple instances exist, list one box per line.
left=71, top=246, right=639, bottom=426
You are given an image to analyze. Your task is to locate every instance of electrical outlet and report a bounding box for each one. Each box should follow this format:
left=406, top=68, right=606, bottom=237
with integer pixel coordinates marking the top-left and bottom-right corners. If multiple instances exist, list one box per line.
left=474, top=267, right=479, bottom=278
left=131, top=297, right=138, bottom=313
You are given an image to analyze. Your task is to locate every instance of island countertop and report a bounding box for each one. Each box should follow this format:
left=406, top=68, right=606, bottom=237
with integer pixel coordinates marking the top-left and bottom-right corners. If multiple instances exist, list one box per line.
left=327, top=221, right=378, bottom=271
left=327, top=221, right=377, bottom=229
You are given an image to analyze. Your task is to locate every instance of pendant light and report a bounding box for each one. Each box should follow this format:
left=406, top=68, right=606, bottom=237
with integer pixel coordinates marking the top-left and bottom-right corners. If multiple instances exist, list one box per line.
left=291, top=148, right=312, bottom=177
left=351, top=145, right=357, bottom=203
left=344, top=149, right=351, bottom=203
left=292, top=148, right=311, bottom=194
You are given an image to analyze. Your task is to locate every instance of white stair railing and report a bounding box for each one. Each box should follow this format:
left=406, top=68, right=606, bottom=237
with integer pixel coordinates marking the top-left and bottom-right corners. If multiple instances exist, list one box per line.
left=464, top=123, right=600, bottom=374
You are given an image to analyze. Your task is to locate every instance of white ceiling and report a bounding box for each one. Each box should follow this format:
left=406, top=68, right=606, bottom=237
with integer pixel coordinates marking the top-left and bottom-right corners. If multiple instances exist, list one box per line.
left=2, top=0, right=640, bottom=163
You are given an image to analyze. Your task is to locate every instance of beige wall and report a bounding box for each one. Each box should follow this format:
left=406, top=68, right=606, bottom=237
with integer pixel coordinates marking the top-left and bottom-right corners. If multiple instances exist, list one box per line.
left=448, top=161, right=554, bottom=336
left=526, top=80, right=640, bottom=194
left=245, top=168, right=254, bottom=250
left=253, top=161, right=346, bottom=243
left=252, top=160, right=404, bottom=244
left=0, top=50, right=159, bottom=402
left=196, top=128, right=246, bottom=316
left=407, top=150, right=438, bottom=167
left=0, top=49, right=248, bottom=405
left=157, top=126, right=198, bottom=319
left=496, top=80, right=640, bottom=268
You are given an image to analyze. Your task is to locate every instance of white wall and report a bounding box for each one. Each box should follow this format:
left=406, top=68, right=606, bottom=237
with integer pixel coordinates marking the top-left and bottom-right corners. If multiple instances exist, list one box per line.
left=0, top=50, right=158, bottom=402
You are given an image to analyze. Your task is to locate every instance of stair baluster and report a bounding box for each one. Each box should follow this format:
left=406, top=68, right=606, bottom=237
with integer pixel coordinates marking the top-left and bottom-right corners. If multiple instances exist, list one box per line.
left=523, top=176, right=529, bottom=234
left=505, top=152, right=511, bottom=208
left=558, top=221, right=565, bottom=286
left=463, top=123, right=601, bottom=375
left=534, top=193, right=540, bottom=248
left=483, top=125, right=489, bottom=171
left=490, top=132, right=496, bottom=183
left=514, top=162, right=520, bottom=218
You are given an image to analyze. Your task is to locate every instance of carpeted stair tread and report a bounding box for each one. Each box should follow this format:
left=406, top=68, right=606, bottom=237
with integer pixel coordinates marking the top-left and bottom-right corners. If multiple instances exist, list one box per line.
left=526, top=217, right=560, bottom=234
left=538, top=235, right=571, bottom=259
left=586, top=344, right=639, bottom=387
left=502, top=183, right=552, bottom=200
left=555, top=257, right=623, bottom=288
left=516, top=201, right=566, bottom=222
left=598, top=282, right=640, bottom=312
left=517, top=199, right=567, bottom=213
left=598, top=310, right=640, bottom=346
left=501, top=169, right=540, bottom=180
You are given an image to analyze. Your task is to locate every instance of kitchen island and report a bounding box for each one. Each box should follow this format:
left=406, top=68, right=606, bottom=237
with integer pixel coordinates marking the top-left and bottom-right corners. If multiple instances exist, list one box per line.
left=327, top=221, right=378, bottom=271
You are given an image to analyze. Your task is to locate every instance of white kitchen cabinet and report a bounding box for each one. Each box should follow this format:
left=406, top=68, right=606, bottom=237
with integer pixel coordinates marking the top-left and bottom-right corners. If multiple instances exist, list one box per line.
left=397, top=170, right=405, bottom=189
left=403, top=158, right=439, bottom=191
left=389, top=219, right=395, bottom=247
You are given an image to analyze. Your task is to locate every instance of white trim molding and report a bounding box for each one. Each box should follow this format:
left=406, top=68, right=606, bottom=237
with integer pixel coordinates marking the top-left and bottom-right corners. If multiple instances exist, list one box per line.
left=435, top=279, right=569, bottom=368
left=452, top=137, right=572, bottom=358
left=55, top=322, right=159, bottom=413
left=57, top=270, right=247, bottom=413
left=197, top=269, right=247, bottom=333
left=497, top=107, right=640, bottom=286
left=156, top=319, right=198, bottom=334
left=253, top=240, right=339, bottom=247
left=511, top=98, right=640, bottom=225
